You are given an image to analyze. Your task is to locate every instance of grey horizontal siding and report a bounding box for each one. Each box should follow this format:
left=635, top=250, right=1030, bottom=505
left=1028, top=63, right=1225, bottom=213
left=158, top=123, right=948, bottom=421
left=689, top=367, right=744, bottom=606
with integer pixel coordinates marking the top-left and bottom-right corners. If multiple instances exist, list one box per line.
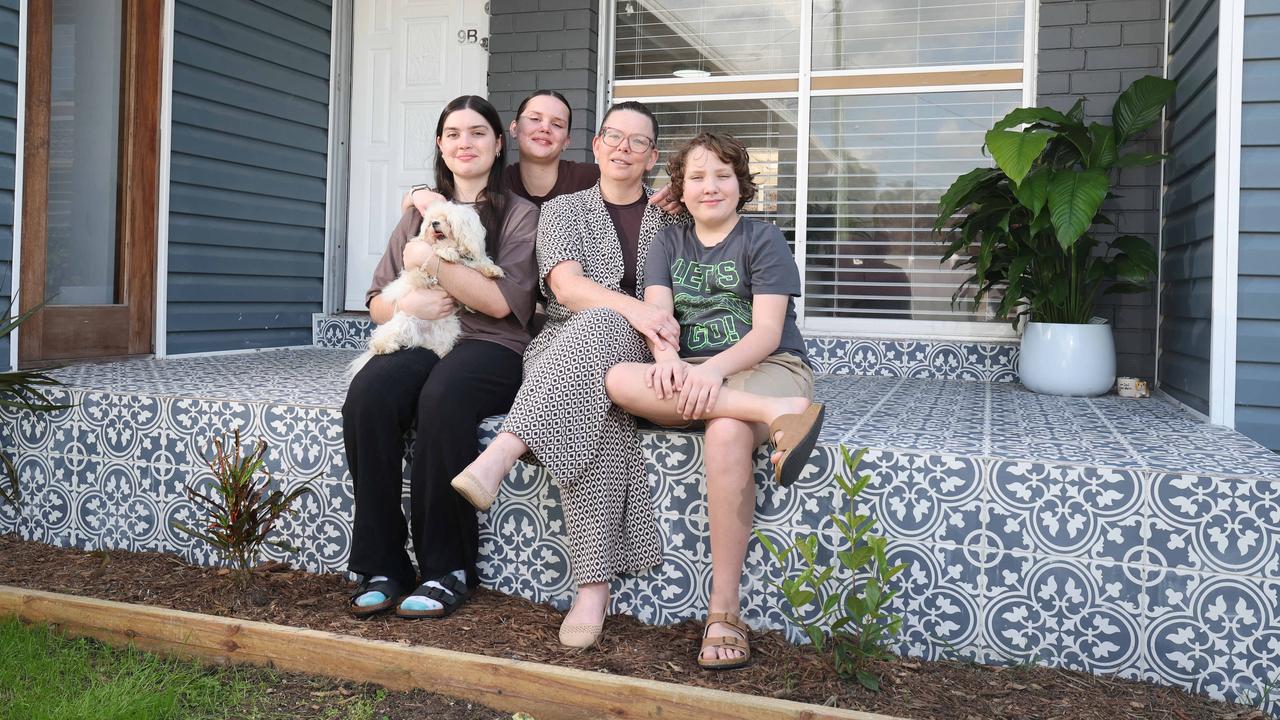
left=1237, top=0, right=1280, bottom=450
left=0, top=0, right=15, bottom=369
left=1160, top=0, right=1219, bottom=415
left=168, top=0, right=330, bottom=354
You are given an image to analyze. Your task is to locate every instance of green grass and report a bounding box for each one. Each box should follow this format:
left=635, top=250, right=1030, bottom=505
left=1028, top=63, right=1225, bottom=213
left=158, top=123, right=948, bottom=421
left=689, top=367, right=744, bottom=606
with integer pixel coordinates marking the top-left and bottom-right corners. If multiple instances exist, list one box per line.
left=0, top=616, right=253, bottom=720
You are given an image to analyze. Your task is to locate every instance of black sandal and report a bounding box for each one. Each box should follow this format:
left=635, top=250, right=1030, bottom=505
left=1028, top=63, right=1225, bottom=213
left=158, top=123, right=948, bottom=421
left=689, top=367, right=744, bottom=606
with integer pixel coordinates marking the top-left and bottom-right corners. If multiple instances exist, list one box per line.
left=348, top=576, right=406, bottom=618
left=396, top=573, right=472, bottom=619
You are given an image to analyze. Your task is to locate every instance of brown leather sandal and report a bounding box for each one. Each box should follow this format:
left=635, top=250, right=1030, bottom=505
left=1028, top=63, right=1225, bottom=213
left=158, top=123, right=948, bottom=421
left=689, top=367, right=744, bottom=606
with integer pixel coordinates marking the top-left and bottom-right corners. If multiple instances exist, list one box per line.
left=768, top=402, right=826, bottom=487
left=698, top=612, right=751, bottom=670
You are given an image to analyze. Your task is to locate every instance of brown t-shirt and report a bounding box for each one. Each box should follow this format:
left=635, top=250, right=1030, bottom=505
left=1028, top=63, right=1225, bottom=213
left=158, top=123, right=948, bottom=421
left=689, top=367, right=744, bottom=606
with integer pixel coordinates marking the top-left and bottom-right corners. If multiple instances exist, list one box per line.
left=365, top=192, right=540, bottom=355
left=604, top=194, right=647, bottom=297
left=503, top=160, right=600, bottom=208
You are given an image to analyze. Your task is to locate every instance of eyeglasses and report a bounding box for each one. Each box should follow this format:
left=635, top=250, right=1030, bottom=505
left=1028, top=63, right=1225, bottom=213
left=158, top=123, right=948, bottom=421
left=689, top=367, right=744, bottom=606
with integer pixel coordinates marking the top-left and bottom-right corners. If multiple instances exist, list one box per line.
left=598, top=127, right=654, bottom=153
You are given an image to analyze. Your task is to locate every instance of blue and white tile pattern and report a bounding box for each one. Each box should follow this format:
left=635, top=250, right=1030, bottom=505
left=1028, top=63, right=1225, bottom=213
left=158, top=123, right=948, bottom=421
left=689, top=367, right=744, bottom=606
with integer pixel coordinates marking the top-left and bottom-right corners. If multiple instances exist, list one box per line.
left=1, top=347, right=1277, bottom=714
left=313, top=313, right=1020, bottom=382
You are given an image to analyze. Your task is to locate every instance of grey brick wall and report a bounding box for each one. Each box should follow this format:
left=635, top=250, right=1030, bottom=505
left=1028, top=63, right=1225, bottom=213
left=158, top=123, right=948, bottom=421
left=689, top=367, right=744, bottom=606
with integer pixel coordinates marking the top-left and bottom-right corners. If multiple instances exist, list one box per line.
left=1038, top=0, right=1167, bottom=379
left=487, top=1, right=599, bottom=163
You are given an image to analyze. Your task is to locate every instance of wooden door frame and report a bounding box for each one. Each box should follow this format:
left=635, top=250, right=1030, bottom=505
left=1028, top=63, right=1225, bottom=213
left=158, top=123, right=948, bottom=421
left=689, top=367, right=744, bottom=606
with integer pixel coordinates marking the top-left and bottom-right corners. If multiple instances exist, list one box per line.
left=18, top=0, right=161, bottom=366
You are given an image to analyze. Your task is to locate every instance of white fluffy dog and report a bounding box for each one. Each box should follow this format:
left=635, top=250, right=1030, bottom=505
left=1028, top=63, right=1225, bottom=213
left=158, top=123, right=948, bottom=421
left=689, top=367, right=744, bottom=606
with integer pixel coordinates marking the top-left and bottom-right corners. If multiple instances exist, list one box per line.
left=348, top=201, right=503, bottom=378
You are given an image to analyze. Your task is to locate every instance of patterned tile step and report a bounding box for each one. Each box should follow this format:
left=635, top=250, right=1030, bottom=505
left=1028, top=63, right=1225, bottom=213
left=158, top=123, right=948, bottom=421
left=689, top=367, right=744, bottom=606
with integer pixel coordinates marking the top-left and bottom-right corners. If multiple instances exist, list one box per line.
left=313, top=313, right=1020, bottom=382
left=2, top=347, right=1277, bottom=712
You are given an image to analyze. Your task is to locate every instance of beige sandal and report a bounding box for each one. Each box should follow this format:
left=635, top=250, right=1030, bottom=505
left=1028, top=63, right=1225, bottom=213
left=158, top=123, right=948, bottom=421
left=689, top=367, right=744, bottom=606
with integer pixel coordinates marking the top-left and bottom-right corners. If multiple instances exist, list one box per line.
left=450, top=470, right=496, bottom=511
left=768, top=402, right=825, bottom=487
left=698, top=612, right=751, bottom=670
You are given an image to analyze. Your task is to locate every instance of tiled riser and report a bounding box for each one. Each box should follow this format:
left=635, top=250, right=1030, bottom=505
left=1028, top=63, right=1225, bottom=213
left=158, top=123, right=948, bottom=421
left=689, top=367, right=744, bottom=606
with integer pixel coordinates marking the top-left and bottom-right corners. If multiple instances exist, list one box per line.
left=1, top=389, right=1277, bottom=714
left=313, top=314, right=1021, bottom=382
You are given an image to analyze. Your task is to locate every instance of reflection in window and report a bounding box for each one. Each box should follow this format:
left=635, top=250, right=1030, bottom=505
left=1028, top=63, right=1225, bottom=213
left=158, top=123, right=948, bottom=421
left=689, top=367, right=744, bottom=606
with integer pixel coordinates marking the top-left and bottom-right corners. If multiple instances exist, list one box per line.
left=813, top=0, right=1024, bottom=71
left=47, top=0, right=123, bottom=305
left=805, top=91, right=1020, bottom=321
left=649, top=99, right=799, bottom=241
left=615, top=1, right=801, bottom=80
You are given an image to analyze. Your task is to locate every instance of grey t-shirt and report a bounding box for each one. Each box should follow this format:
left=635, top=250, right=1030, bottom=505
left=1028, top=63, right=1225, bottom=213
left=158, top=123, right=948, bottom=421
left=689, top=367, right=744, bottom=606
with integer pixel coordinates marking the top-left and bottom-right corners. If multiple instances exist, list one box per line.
left=645, top=217, right=808, bottom=365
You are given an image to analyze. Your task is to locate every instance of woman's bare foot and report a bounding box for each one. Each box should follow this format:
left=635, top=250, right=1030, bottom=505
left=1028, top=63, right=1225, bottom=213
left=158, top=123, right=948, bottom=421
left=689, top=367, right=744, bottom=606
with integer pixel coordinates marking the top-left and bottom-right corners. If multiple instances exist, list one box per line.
left=459, top=432, right=526, bottom=498
left=564, top=581, right=609, bottom=626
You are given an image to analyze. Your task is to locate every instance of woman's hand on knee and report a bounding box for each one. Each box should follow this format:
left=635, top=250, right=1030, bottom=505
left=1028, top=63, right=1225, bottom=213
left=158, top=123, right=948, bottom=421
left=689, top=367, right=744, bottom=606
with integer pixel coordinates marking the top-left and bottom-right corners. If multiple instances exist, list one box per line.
left=647, top=358, right=688, bottom=400
left=401, top=287, right=456, bottom=320
left=678, top=363, right=724, bottom=420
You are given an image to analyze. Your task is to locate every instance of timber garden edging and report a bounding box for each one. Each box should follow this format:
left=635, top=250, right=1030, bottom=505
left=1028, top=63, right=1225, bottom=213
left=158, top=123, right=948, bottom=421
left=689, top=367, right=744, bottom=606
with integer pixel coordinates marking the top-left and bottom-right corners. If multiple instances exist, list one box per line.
left=0, top=585, right=905, bottom=720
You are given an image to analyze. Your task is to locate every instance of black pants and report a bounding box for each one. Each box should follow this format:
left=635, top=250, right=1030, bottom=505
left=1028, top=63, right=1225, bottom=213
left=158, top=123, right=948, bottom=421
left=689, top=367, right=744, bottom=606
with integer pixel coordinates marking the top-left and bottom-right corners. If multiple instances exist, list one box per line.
left=342, top=339, right=522, bottom=590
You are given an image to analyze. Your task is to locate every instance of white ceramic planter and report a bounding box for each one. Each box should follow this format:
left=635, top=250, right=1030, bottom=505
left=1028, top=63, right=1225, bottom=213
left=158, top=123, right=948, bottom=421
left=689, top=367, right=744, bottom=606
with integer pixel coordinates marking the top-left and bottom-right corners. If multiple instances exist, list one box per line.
left=1019, top=321, right=1116, bottom=397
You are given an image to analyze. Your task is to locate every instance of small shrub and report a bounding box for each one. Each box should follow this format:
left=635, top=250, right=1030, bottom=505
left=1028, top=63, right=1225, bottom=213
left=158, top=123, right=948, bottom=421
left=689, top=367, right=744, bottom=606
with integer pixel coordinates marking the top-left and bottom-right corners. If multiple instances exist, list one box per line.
left=171, top=429, right=317, bottom=587
left=755, top=446, right=908, bottom=691
left=0, top=301, right=75, bottom=507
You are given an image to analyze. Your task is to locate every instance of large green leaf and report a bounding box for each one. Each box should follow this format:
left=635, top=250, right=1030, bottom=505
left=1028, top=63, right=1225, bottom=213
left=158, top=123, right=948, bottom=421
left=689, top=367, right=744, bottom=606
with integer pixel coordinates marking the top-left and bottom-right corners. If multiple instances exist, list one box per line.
left=1110, top=235, right=1158, bottom=271
left=1113, top=75, right=1177, bottom=143
left=985, top=129, right=1053, bottom=186
left=1066, top=98, right=1085, bottom=123
left=1012, top=167, right=1050, bottom=215
left=934, top=167, right=1002, bottom=229
left=991, top=105, right=1074, bottom=131
left=1047, top=169, right=1109, bottom=249
left=1087, top=123, right=1117, bottom=169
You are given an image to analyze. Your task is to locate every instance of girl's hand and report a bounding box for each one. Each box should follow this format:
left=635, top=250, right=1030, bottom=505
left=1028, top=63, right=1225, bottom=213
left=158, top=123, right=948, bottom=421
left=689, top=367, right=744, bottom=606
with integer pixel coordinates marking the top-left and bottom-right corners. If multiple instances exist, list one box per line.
left=624, top=302, right=681, bottom=352
left=398, top=287, right=455, bottom=320
left=403, top=240, right=437, bottom=270
left=646, top=358, right=689, bottom=400
left=677, top=363, right=725, bottom=420
left=648, top=185, right=683, bottom=216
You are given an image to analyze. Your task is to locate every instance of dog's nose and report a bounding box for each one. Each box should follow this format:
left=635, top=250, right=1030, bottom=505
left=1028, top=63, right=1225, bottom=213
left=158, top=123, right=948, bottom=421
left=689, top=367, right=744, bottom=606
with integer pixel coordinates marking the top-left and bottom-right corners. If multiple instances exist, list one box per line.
left=430, top=220, right=441, bottom=229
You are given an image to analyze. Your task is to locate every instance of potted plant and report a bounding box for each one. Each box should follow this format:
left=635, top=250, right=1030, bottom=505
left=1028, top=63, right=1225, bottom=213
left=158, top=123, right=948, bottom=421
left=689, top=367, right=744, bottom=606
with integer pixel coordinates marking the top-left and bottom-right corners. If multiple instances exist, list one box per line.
left=933, top=75, right=1175, bottom=396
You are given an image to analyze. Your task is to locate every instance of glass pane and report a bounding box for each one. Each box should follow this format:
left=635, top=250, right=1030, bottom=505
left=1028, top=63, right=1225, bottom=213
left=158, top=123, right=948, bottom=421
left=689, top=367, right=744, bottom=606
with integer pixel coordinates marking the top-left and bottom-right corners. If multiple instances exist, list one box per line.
left=649, top=98, right=800, bottom=243
left=46, top=0, right=123, bottom=306
left=805, top=90, right=1020, bottom=321
left=813, top=0, right=1025, bottom=71
left=615, top=1, right=801, bottom=80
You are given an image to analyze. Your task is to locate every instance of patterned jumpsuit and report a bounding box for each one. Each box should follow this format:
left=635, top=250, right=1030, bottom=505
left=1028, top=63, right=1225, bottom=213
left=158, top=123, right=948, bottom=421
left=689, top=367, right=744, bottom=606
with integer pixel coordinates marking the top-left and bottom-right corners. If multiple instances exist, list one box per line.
left=501, top=183, right=682, bottom=585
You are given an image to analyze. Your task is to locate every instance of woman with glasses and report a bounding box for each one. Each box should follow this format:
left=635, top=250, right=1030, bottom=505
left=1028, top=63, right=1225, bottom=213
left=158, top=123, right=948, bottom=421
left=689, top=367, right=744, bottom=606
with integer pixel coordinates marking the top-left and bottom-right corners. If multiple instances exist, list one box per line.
left=450, top=101, right=684, bottom=648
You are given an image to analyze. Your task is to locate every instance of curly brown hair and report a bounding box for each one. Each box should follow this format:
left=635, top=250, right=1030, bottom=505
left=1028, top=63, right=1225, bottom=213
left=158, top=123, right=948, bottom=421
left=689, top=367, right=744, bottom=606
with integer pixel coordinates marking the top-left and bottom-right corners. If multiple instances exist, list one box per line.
left=665, top=132, right=757, bottom=211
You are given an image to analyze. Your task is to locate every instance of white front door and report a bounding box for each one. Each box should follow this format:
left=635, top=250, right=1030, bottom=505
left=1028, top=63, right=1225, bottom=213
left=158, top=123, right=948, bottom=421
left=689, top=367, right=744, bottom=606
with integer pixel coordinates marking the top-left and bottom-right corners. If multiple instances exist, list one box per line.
left=344, top=0, right=488, bottom=310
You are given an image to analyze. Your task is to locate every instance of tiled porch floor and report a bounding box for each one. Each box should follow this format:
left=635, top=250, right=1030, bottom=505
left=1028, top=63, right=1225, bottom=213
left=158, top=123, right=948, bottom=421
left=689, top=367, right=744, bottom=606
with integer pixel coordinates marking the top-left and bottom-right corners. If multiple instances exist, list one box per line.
left=9, top=347, right=1280, bottom=709
left=48, top=347, right=1280, bottom=481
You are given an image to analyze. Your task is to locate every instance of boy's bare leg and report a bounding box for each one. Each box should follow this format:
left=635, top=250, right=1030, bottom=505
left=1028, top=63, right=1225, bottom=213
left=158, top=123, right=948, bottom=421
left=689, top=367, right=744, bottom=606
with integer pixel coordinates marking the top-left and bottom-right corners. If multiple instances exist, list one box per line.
left=701, top=416, right=767, bottom=661
left=604, top=363, right=809, bottom=432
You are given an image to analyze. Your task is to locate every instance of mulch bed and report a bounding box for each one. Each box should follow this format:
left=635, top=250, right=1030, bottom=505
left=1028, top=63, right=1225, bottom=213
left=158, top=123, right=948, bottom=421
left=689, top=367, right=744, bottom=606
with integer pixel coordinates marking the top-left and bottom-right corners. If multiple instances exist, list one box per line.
left=0, top=534, right=1268, bottom=720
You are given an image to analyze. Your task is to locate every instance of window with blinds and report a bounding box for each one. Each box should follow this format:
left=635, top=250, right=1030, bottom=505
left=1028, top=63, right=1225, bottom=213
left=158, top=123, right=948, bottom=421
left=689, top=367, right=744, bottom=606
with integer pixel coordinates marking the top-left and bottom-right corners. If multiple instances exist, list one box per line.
left=805, top=91, right=1020, bottom=321
left=610, top=0, right=1031, bottom=336
left=614, top=1, right=800, bottom=80
left=812, top=0, right=1026, bottom=71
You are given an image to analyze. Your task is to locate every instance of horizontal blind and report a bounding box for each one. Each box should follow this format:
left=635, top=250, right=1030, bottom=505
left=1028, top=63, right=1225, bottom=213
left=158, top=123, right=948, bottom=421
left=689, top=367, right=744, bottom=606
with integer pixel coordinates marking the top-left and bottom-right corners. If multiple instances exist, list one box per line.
left=615, top=1, right=801, bottom=80
left=813, top=0, right=1025, bottom=71
left=804, top=90, right=1020, bottom=321
left=649, top=99, right=800, bottom=242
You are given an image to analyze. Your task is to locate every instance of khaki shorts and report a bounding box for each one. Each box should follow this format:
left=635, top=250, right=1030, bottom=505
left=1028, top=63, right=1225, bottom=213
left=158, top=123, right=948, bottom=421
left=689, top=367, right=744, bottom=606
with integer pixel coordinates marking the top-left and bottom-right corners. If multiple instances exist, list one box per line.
left=686, top=351, right=814, bottom=400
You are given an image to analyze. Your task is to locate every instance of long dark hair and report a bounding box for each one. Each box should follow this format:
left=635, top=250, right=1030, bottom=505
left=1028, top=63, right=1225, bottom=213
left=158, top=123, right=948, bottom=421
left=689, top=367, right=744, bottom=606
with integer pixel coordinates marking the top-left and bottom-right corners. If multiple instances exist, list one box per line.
left=516, top=89, right=573, bottom=132
left=434, top=95, right=507, bottom=250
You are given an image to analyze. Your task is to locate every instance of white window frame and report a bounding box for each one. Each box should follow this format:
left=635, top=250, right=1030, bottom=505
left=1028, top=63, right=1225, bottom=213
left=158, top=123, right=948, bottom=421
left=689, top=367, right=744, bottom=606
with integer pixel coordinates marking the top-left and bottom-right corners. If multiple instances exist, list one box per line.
left=602, top=0, right=1039, bottom=342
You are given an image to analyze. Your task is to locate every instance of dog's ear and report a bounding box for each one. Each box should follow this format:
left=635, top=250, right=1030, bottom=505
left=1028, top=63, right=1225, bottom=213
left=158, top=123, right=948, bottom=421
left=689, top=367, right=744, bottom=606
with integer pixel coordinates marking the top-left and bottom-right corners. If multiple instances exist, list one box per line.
left=450, top=204, right=488, bottom=256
